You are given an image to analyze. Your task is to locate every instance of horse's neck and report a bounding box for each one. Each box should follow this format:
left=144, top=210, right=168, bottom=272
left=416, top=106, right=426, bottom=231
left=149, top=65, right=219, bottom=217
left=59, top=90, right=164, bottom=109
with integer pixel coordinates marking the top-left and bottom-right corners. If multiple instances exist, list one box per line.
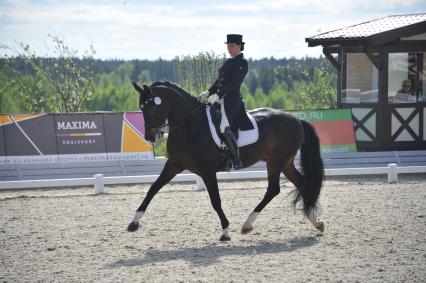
left=164, top=90, right=207, bottom=153
left=167, top=92, right=202, bottom=128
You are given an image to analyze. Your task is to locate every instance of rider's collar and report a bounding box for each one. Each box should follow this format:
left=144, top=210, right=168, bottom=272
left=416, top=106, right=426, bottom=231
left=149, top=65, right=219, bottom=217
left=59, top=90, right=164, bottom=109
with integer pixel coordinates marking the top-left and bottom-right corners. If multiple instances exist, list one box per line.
left=230, top=52, right=243, bottom=59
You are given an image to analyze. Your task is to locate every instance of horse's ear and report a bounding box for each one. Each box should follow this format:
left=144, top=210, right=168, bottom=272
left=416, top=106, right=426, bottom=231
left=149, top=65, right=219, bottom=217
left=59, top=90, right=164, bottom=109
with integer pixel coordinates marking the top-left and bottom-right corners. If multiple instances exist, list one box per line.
left=132, top=82, right=143, bottom=94
left=143, top=84, right=152, bottom=96
left=133, top=82, right=150, bottom=107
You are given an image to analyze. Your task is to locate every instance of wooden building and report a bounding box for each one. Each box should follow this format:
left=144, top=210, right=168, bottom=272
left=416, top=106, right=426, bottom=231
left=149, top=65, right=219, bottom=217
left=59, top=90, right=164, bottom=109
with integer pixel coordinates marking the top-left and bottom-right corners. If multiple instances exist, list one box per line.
left=306, top=13, right=426, bottom=151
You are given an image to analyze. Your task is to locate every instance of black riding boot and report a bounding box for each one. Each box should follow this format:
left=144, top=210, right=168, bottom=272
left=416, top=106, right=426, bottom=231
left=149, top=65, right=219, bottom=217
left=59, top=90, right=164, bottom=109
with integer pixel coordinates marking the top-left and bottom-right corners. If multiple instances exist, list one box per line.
left=223, top=127, right=241, bottom=170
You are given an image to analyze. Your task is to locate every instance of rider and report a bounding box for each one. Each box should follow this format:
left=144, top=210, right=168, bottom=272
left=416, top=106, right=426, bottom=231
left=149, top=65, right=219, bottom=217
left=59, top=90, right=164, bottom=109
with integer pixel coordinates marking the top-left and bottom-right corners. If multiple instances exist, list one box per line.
left=200, top=34, right=249, bottom=170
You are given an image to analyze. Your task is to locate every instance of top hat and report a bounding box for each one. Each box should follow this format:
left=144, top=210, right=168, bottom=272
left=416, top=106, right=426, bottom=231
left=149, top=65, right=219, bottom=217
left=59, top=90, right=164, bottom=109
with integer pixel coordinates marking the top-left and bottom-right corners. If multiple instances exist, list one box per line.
left=225, top=34, right=244, bottom=45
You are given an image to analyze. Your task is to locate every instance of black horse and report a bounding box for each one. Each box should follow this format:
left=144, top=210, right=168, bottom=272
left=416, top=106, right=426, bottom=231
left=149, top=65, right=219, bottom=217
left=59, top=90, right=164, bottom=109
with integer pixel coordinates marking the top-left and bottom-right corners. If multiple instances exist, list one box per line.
left=128, top=81, right=325, bottom=241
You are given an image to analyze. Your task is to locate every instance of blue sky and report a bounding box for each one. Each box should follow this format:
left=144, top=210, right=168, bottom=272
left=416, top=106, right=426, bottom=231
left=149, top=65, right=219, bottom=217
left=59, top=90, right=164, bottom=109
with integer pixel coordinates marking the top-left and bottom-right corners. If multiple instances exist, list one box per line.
left=0, top=0, right=425, bottom=60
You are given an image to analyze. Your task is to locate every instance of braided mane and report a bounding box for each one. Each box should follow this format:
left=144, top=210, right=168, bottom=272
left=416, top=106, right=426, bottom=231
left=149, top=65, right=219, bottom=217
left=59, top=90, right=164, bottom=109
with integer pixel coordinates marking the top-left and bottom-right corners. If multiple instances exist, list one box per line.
left=150, top=81, right=200, bottom=104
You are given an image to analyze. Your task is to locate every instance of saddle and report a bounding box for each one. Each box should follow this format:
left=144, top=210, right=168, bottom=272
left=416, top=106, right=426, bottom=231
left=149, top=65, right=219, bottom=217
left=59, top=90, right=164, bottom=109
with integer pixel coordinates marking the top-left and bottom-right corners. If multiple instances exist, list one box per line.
left=206, top=105, right=259, bottom=149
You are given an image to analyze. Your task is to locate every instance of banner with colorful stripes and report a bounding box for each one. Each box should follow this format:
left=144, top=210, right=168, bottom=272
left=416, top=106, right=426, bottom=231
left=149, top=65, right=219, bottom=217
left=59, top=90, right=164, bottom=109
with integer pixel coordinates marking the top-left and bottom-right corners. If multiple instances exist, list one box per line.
left=290, top=109, right=357, bottom=153
left=1, top=108, right=357, bottom=164
left=0, top=112, right=153, bottom=164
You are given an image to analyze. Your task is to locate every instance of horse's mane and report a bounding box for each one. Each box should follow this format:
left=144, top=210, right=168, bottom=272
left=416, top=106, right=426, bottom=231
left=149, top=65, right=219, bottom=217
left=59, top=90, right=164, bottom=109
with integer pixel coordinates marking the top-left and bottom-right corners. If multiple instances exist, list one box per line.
left=150, top=81, right=200, bottom=104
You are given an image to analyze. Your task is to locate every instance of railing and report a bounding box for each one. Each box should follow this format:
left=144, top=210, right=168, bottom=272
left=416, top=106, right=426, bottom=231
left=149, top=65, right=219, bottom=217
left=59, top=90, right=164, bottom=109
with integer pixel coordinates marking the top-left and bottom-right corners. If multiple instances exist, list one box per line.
left=1, top=163, right=425, bottom=193
left=1, top=150, right=425, bottom=192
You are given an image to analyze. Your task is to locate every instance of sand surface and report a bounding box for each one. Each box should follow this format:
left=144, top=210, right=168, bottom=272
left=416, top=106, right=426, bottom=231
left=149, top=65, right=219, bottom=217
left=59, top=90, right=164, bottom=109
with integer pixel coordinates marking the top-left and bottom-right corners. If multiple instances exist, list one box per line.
left=1, top=174, right=425, bottom=282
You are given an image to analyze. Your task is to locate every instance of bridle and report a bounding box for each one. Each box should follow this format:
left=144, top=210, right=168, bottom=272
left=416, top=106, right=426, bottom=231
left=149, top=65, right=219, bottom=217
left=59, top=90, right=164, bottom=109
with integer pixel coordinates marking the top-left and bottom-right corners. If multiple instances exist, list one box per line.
left=141, top=95, right=207, bottom=134
left=140, top=97, right=165, bottom=131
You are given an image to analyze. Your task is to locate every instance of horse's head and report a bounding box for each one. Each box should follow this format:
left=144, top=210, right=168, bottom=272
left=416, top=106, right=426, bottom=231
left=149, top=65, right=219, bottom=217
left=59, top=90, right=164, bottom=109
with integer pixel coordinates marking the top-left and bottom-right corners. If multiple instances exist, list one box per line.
left=132, top=82, right=167, bottom=143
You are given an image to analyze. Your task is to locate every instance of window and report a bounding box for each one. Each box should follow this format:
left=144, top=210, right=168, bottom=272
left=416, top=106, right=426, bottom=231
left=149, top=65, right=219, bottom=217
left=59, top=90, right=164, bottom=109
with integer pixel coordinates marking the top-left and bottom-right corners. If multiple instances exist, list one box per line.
left=423, top=52, right=426, bottom=98
left=388, top=52, right=424, bottom=103
left=342, top=53, right=379, bottom=104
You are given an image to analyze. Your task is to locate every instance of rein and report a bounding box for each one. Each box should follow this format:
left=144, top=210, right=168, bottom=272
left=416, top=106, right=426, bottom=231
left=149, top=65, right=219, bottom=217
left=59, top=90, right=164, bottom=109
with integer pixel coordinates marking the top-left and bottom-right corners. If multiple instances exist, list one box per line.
left=166, top=103, right=207, bottom=132
left=141, top=83, right=211, bottom=133
left=145, top=102, right=207, bottom=133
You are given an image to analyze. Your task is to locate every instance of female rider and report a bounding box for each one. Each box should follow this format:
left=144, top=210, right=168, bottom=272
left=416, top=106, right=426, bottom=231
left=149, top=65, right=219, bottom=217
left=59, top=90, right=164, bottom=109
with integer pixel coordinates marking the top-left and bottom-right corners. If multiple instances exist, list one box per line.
left=200, top=34, right=250, bottom=170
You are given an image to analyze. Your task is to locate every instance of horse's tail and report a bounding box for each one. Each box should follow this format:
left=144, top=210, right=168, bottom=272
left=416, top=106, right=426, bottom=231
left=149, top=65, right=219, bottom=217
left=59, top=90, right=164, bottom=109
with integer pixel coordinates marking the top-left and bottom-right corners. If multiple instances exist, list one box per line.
left=295, top=120, right=324, bottom=216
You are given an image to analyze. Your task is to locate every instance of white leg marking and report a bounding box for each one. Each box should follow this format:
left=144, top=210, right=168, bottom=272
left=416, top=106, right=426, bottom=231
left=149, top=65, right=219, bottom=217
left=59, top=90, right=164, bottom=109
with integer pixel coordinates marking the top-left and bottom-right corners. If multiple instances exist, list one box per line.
left=243, top=211, right=259, bottom=229
left=308, top=210, right=324, bottom=230
left=132, top=211, right=144, bottom=223
left=307, top=210, right=318, bottom=225
left=219, top=98, right=230, bottom=133
left=222, top=227, right=229, bottom=238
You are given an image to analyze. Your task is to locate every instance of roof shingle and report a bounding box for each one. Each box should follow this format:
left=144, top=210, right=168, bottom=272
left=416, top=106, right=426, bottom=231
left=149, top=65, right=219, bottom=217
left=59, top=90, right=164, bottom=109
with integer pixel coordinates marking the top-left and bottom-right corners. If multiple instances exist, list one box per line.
left=307, top=13, right=426, bottom=42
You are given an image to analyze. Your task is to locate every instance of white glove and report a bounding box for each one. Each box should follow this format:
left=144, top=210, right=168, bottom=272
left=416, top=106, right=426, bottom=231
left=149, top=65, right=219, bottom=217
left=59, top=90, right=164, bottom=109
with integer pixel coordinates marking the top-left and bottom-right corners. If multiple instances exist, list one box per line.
left=207, top=93, right=219, bottom=104
left=198, top=90, right=209, bottom=103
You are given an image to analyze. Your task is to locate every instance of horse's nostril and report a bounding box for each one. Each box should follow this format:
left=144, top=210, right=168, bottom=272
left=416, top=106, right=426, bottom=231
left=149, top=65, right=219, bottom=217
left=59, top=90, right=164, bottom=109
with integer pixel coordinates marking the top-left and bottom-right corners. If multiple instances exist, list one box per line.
left=144, top=134, right=154, bottom=143
left=155, top=131, right=164, bottom=141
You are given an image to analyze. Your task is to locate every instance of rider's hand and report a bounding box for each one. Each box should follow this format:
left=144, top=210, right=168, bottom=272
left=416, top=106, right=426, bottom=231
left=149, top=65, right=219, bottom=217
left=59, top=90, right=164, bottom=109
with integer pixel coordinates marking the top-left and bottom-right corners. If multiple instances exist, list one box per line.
left=207, top=93, right=219, bottom=105
left=197, top=90, right=209, bottom=103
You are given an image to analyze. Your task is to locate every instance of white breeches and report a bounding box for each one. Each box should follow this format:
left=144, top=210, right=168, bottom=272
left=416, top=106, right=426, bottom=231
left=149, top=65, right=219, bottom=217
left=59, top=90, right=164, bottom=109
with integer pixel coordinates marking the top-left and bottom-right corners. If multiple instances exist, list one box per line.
left=219, top=98, right=230, bottom=133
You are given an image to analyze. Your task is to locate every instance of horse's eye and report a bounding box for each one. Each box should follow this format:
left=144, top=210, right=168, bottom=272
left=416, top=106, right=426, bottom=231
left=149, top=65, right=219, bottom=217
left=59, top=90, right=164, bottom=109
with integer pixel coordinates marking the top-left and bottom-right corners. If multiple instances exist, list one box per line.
left=144, top=105, right=155, bottom=114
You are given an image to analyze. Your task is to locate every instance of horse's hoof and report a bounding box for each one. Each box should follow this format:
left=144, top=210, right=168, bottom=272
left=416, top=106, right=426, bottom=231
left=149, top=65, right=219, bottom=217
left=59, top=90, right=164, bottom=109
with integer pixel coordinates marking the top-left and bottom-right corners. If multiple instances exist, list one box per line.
left=316, top=222, right=325, bottom=233
left=241, top=226, right=253, bottom=235
left=127, top=221, right=140, bottom=232
left=219, top=235, right=231, bottom=242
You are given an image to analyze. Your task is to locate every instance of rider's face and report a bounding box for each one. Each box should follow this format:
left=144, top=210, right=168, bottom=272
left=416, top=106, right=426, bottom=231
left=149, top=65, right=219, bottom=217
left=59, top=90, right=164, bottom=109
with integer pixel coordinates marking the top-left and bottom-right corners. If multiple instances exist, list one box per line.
left=227, top=43, right=241, bottom=58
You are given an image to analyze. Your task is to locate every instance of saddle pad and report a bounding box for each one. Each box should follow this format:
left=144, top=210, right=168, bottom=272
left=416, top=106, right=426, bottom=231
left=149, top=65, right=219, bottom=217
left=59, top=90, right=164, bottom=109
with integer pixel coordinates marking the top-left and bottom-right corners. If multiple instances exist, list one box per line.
left=206, top=106, right=259, bottom=148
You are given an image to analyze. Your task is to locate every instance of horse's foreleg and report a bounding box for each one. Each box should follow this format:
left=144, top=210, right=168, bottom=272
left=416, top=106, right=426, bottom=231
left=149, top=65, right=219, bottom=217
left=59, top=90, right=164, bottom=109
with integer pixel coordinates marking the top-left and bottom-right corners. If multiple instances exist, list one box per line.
left=202, top=173, right=230, bottom=241
left=127, top=160, right=182, bottom=232
left=242, top=169, right=280, bottom=234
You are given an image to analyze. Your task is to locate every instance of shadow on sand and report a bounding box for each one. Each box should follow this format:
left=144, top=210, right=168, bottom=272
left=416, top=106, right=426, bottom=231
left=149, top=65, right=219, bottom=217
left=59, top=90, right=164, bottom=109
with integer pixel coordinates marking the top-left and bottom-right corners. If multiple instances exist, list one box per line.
left=106, top=235, right=320, bottom=268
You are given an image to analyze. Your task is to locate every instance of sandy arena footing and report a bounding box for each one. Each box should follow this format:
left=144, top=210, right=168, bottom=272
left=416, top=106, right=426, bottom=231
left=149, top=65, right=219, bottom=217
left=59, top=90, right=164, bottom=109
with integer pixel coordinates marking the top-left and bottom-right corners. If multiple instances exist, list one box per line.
left=1, top=174, right=425, bottom=282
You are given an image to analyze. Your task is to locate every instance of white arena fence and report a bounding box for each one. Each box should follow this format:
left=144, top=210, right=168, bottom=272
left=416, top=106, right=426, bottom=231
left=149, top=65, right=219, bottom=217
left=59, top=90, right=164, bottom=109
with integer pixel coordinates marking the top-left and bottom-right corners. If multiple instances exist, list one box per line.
left=1, top=150, right=425, bottom=193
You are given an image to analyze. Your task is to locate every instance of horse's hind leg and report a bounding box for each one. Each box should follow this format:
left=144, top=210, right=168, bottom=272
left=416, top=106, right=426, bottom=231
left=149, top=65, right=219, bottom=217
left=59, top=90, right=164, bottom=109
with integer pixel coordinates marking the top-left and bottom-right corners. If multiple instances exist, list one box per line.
left=282, top=161, right=324, bottom=232
left=241, top=166, right=281, bottom=234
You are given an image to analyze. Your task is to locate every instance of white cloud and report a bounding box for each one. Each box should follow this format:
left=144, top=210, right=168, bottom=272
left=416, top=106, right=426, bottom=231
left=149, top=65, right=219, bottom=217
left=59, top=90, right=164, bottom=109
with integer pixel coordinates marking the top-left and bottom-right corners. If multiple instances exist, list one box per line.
left=1, top=0, right=424, bottom=59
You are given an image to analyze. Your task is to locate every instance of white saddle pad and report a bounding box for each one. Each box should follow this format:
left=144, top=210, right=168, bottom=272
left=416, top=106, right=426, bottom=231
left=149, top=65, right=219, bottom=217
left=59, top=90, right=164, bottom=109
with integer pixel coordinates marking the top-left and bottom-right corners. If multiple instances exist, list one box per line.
left=206, top=106, right=259, bottom=148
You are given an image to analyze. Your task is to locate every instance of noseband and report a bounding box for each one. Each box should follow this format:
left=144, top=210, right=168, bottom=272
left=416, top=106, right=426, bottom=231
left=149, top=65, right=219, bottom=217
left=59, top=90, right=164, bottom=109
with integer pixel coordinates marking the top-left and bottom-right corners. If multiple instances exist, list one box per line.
left=140, top=96, right=166, bottom=131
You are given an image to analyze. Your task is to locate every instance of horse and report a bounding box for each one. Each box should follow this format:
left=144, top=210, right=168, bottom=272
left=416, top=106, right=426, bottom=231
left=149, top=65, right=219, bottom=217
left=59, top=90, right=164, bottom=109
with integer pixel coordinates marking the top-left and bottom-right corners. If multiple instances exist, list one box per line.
left=127, top=81, right=325, bottom=241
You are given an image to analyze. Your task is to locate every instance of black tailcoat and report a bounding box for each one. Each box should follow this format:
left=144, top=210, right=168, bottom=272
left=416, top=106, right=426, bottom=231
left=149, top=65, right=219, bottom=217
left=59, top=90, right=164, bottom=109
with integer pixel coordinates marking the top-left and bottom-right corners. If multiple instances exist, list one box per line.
left=208, top=53, right=252, bottom=131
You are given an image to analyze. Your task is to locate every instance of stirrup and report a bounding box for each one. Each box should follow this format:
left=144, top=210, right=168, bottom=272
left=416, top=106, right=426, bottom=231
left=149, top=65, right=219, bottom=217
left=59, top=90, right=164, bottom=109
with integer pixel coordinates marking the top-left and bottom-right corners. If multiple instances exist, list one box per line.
left=225, top=158, right=241, bottom=171
left=232, top=158, right=241, bottom=170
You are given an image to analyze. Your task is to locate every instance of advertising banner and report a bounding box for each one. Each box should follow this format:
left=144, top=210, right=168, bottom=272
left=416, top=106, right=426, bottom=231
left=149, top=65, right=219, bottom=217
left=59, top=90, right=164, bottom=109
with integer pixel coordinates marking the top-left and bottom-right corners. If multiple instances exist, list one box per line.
left=0, top=108, right=356, bottom=164
left=0, top=112, right=153, bottom=164
left=290, top=109, right=357, bottom=153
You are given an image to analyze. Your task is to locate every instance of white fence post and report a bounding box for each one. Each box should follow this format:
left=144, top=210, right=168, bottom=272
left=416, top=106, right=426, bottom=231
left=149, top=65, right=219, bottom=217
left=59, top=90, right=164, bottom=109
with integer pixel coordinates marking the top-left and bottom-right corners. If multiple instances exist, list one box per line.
left=387, top=163, right=398, bottom=183
left=196, top=176, right=206, bottom=191
left=94, top=174, right=105, bottom=194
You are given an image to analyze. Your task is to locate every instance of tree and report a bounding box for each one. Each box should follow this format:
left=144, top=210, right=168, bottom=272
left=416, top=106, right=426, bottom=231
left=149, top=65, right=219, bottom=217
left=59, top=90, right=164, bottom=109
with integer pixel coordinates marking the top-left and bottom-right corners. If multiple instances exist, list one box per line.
left=1, top=50, right=338, bottom=113
left=269, top=82, right=287, bottom=109
left=258, top=67, right=275, bottom=94
left=86, top=64, right=139, bottom=112
left=309, top=64, right=337, bottom=108
left=45, top=36, right=95, bottom=112
left=0, top=44, right=53, bottom=113
left=0, top=54, right=21, bottom=113
left=138, top=70, right=152, bottom=84
left=174, top=51, right=225, bottom=95
left=246, top=69, right=259, bottom=95
left=0, top=35, right=95, bottom=113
